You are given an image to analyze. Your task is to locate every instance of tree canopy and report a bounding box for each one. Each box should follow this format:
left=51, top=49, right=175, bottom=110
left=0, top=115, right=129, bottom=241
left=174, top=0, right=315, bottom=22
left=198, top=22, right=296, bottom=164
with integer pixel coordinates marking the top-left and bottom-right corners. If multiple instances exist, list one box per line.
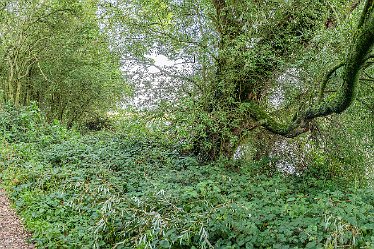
left=101, top=0, right=373, bottom=160
left=1, top=0, right=373, bottom=158
left=0, top=1, right=373, bottom=248
left=0, top=0, right=129, bottom=125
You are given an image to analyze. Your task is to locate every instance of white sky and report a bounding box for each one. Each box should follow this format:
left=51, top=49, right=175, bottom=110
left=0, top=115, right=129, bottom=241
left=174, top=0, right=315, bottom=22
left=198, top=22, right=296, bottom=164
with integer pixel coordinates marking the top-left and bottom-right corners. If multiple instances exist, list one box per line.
left=146, top=54, right=186, bottom=73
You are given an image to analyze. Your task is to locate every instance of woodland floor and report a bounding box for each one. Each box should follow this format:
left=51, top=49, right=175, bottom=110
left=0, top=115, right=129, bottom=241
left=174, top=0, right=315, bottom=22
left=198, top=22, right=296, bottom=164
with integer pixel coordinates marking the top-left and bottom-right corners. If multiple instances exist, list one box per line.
left=0, top=189, right=34, bottom=249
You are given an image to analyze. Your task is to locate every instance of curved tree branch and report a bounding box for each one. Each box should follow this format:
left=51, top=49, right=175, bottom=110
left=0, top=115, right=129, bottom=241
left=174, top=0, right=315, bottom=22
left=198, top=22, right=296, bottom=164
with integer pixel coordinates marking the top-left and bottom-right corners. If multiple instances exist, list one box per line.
left=305, top=1, right=373, bottom=118
left=244, top=0, right=374, bottom=137
left=358, top=0, right=373, bottom=28
left=317, top=62, right=345, bottom=103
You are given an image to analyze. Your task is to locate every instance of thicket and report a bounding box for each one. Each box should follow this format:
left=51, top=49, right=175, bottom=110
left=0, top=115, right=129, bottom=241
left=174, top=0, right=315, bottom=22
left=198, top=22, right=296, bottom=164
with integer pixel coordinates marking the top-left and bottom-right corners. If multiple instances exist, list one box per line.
left=105, top=0, right=374, bottom=160
left=0, top=0, right=129, bottom=126
left=1, top=105, right=373, bottom=248
left=0, top=2, right=373, bottom=248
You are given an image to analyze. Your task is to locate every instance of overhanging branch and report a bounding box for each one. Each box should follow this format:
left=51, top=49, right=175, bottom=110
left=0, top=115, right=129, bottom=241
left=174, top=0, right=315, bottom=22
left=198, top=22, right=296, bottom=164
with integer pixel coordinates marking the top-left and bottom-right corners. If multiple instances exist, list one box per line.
left=317, top=62, right=345, bottom=103
left=244, top=0, right=374, bottom=137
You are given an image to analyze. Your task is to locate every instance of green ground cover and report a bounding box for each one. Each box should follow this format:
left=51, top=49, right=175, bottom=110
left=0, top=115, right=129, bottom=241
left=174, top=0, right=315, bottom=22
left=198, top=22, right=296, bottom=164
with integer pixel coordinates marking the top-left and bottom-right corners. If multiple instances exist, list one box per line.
left=1, top=106, right=373, bottom=248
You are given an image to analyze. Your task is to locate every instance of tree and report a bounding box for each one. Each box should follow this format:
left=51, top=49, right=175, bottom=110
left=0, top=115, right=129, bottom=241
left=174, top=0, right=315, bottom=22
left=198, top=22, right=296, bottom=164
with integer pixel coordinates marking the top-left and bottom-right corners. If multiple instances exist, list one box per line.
left=103, top=0, right=373, bottom=160
left=0, top=0, right=129, bottom=125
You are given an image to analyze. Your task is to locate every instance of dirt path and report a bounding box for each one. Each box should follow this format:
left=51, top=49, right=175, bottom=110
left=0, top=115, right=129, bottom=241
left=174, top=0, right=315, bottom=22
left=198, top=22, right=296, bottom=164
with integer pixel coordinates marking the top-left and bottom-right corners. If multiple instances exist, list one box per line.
left=0, top=189, right=34, bottom=249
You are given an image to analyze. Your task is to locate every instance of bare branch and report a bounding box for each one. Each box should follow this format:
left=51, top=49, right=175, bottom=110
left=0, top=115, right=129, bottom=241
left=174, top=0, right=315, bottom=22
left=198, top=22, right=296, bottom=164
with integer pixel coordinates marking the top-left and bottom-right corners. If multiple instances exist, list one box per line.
left=146, top=63, right=203, bottom=94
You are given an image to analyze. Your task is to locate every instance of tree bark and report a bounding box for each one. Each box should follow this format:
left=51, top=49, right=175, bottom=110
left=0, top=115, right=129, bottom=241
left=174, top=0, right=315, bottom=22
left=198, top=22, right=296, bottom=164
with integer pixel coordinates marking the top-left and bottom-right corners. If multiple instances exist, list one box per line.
left=194, top=0, right=373, bottom=160
left=244, top=1, right=374, bottom=137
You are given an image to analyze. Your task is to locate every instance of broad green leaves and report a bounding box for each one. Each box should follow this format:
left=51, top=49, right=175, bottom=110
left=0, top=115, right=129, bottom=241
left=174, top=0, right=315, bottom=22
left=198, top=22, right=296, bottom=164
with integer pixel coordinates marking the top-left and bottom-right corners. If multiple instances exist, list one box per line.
left=1, top=106, right=373, bottom=247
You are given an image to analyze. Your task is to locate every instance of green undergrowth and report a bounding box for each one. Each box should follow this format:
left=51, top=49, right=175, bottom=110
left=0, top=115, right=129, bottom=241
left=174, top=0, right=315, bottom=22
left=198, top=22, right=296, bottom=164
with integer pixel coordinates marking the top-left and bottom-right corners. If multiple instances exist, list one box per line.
left=0, top=106, right=374, bottom=248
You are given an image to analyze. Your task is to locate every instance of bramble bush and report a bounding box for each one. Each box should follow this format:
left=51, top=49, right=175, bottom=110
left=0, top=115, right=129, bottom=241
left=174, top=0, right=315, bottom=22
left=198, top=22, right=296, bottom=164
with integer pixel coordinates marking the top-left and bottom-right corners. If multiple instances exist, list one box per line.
left=0, top=106, right=373, bottom=248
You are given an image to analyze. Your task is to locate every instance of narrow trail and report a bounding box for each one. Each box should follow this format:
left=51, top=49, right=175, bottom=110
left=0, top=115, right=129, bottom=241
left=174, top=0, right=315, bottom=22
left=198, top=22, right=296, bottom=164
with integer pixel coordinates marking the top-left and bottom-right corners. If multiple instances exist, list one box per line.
left=0, top=189, right=34, bottom=249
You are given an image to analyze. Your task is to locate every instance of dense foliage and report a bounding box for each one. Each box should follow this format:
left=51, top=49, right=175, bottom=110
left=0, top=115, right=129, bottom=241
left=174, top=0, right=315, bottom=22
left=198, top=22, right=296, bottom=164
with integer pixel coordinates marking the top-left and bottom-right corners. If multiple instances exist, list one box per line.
left=1, top=106, right=373, bottom=248
left=0, top=0, right=129, bottom=125
left=0, top=0, right=373, bottom=248
left=104, top=0, right=374, bottom=159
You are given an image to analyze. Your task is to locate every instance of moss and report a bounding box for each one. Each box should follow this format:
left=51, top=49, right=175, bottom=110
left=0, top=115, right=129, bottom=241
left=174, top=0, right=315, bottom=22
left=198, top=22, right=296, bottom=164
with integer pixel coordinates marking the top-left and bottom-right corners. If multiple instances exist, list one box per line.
left=244, top=6, right=374, bottom=137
